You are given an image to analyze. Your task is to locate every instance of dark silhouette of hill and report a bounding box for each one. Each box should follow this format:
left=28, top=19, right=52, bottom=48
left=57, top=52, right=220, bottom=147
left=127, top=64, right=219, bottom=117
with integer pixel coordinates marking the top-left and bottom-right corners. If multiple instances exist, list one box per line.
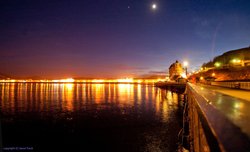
left=190, top=66, right=250, bottom=81
left=202, top=46, right=250, bottom=67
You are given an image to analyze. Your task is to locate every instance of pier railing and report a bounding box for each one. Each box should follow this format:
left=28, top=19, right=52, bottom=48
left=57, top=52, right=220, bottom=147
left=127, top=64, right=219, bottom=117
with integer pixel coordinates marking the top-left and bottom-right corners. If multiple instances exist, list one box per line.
left=211, top=81, right=250, bottom=90
left=183, top=83, right=250, bottom=152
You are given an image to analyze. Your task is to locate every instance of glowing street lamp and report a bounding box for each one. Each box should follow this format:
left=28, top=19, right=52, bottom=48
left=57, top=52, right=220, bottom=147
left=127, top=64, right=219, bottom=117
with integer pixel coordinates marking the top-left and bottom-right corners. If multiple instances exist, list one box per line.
left=183, top=61, right=188, bottom=76
left=200, top=76, right=204, bottom=80
left=214, top=62, right=221, bottom=68
left=232, top=59, right=241, bottom=63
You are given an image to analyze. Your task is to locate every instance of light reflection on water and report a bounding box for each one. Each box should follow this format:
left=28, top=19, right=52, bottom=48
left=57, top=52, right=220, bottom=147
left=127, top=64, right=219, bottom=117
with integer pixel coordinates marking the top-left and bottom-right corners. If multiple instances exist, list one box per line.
left=0, top=83, right=182, bottom=151
left=0, top=83, right=178, bottom=118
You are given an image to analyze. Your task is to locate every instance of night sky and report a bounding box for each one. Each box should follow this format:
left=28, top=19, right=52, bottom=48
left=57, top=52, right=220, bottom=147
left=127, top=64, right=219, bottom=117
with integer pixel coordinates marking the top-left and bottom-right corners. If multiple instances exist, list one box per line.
left=1, top=0, right=250, bottom=79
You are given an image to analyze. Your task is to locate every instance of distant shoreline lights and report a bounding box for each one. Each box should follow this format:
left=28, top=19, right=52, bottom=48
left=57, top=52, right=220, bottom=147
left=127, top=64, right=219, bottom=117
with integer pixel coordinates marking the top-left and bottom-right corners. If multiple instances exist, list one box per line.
left=0, top=78, right=166, bottom=83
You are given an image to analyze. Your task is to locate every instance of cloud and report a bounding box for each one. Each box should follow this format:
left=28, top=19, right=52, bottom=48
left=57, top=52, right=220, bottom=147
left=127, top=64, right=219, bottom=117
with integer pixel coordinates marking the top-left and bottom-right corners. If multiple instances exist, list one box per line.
left=136, top=70, right=167, bottom=79
left=148, top=70, right=166, bottom=75
left=113, top=64, right=149, bottom=71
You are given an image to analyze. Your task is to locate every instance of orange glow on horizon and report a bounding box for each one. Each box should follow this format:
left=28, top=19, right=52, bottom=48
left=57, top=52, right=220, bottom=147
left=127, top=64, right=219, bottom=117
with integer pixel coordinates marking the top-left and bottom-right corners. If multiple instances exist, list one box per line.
left=0, top=78, right=164, bottom=84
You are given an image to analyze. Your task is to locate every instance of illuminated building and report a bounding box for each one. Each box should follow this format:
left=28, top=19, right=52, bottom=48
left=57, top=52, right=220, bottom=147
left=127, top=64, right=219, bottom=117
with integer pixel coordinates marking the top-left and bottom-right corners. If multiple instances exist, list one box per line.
left=169, top=60, right=184, bottom=81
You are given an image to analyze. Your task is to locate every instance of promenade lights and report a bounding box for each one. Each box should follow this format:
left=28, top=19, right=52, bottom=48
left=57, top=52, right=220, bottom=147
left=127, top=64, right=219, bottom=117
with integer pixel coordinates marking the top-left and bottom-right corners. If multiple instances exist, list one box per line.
left=214, top=62, right=221, bottom=68
left=232, top=59, right=241, bottom=63
left=183, top=61, right=188, bottom=77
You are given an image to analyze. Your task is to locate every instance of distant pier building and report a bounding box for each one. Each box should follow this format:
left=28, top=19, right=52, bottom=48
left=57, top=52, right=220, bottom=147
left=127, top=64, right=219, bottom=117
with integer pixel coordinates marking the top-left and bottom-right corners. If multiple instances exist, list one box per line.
left=169, top=60, right=184, bottom=81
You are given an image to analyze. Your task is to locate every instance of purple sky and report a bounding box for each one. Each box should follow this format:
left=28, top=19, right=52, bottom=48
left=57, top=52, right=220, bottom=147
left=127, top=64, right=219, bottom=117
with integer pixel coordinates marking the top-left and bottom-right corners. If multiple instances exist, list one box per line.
left=1, top=0, right=250, bottom=78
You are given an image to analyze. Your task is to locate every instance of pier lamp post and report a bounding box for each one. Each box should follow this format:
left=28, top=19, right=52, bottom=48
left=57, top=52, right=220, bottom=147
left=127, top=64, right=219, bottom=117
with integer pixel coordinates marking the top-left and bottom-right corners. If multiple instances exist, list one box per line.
left=183, top=61, right=188, bottom=77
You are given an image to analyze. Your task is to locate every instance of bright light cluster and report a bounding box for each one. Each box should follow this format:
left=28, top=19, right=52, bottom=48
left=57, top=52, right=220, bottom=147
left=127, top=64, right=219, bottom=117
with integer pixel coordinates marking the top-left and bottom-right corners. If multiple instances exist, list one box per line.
left=0, top=78, right=165, bottom=84
left=181, top=73, right=187, bottom=78
left=117, top=78, right=133, bottom=83
left=91, top=79, right=105, bottom=83
left=183, top=61, right=188, bottom=67
left=52, top=78, right=75, bottom=83
left=232, top=59, right=241, bottom=63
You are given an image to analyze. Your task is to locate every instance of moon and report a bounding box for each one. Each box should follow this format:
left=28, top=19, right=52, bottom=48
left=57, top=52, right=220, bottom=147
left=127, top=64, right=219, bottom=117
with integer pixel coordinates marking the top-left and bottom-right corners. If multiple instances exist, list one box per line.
left=152, top=4, right=157, bottom=10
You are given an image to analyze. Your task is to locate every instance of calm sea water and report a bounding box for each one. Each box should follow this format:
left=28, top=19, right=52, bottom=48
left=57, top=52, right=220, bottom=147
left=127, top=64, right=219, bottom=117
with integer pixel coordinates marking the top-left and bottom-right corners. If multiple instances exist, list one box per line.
left=0, top=83, right=183, bottom=152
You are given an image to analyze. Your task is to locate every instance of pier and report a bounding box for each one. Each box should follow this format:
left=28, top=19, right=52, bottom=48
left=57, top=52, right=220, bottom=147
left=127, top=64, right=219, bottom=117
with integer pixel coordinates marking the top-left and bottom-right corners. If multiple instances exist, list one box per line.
left=155, top=81, right=250, bottom=151
left=181, top=83, right=250, bottom=152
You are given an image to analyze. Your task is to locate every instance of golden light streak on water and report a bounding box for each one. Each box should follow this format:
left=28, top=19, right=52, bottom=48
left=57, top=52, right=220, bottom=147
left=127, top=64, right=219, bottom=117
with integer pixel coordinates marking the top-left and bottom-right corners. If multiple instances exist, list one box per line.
left=137, top=84, right=142, bottom=103
left=162, top=99, right=169, bottom=122
left=0, top=82, right=183, bottom=152
left=64, top=83, right=74, bottom=111
left=0, top=83, right=181, bottom=120
left=145, top=85, right=149, bottom=101
left=117, top=84, right=135, bottom=106
left=93, top=84, right=105, bottom=104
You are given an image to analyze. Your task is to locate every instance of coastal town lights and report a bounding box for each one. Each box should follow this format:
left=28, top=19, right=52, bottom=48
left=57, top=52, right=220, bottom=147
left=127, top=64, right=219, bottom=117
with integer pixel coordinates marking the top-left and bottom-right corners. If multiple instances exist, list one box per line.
left=232, top=59, right=241, bottom=63
left=0, top=78, right=162, bottom=83
left=117, top=78, right=133, bottom=83
left=92, top=79, right=105, bottom=83
left=214, top=62, right=221, bottom=67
